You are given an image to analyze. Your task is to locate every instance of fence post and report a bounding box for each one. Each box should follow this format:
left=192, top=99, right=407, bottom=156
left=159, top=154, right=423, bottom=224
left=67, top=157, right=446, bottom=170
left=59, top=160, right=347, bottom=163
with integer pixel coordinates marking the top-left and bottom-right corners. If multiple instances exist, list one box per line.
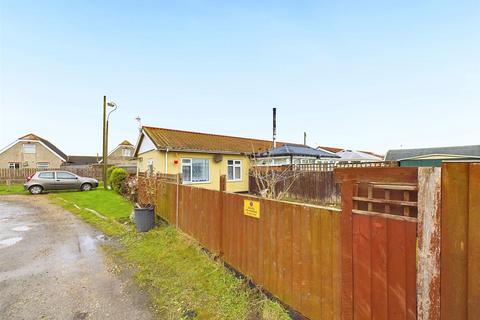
left=417, top=167, right=441, bottom=320
left=219, top=174, right=226, bottom=255
left=176, top=173, right=180, bottom=228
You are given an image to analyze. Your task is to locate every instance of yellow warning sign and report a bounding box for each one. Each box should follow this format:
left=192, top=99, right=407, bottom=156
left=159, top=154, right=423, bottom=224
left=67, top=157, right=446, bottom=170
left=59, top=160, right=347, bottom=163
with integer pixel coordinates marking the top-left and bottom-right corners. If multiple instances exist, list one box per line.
left=244, top=200, right=260, bottom=219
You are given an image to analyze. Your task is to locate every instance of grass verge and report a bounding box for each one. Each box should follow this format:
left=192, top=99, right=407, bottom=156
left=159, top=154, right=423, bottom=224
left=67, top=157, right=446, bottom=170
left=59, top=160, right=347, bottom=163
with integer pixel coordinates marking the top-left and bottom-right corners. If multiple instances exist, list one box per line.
left=0, top=184, right=27, bottom=195
left=49, top=189, right=290, bottom=320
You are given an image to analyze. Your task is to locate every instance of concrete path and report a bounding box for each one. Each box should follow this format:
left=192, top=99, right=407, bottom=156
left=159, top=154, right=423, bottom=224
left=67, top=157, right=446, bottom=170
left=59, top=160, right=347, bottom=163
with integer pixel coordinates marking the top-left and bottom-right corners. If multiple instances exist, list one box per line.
left=0, top=195, right=153, bottom=320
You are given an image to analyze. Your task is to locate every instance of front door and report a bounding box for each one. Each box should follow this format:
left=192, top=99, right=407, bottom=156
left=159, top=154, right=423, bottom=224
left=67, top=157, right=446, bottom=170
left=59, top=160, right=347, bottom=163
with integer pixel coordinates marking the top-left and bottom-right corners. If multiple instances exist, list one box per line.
left=54, top=172, right=81, bottom=190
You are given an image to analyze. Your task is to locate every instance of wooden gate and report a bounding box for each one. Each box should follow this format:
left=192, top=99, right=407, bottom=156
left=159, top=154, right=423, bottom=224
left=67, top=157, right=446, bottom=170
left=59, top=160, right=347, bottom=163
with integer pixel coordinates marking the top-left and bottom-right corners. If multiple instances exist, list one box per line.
left=336, top=167, right=418, bottom=320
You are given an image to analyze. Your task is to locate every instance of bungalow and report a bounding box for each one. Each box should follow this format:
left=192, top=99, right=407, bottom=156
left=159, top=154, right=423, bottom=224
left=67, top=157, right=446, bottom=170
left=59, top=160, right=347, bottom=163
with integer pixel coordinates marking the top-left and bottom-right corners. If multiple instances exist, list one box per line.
left=335, top=149, right=383, bottom=163
left=134, top=126, right=292, bottom=192
left=99, top=140, right=136, bottom=168
left=385, top=145, right=480, bottom=167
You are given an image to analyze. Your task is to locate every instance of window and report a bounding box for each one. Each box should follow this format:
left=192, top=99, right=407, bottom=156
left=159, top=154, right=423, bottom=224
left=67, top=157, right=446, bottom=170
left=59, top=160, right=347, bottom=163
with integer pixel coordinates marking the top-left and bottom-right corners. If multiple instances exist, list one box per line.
left=227, top=160, right=242, bottom=181
left=23, top=144, right=36, bottom=154
left=147, top=159, right=154, bottom=175
left=8, top=162, right=20, bottom=169
left=37, top=162, right=49, bottom=169
left=122, top=148, right=132, bottom=157
left=182, top=158, right=209, bottom=183
left=38, top=172, right=55, bottom=179
left=56, top=172, right=76, bottom=179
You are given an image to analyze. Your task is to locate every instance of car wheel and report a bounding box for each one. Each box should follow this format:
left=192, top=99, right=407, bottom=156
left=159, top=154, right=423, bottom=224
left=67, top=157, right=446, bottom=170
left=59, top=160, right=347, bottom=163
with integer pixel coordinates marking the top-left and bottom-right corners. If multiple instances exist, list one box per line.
left=29, top=185, right=43, bottom=195
left=81, top=183, right=92, bottom=191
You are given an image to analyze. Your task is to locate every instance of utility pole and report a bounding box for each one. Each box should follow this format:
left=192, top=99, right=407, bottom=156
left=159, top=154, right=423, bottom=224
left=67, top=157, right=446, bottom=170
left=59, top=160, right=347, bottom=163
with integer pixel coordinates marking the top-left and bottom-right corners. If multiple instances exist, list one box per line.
left=102, top=96, right=107, bottom=189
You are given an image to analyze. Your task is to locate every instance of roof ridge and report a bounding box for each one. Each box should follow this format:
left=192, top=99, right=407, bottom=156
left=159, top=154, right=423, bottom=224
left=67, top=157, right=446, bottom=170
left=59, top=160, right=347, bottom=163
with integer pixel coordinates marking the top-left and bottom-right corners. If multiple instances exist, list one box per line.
left=143, top=125, right=294, bottom=145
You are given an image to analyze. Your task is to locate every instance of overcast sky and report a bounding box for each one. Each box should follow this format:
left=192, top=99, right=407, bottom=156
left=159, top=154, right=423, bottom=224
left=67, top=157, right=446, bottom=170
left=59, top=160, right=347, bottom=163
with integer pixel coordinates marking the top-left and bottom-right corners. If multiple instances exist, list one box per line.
left=1, top=1, right=479, bottom=155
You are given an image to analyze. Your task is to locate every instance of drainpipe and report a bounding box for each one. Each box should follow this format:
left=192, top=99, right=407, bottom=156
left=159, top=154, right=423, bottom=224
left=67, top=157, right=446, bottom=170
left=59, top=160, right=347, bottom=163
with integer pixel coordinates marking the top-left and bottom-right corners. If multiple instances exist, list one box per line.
left=165, top=148, right=169, bottom=174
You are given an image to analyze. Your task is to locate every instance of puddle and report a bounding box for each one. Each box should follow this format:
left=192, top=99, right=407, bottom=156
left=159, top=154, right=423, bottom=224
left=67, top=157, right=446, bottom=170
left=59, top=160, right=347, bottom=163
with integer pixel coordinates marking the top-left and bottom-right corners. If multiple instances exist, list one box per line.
left=96, top=234, right=108, bottom=241
left=78, top=235, right=98, bottom=253
left=0, top=237, right=23, bottom=248
left=12, top=226, right=31, bottom=232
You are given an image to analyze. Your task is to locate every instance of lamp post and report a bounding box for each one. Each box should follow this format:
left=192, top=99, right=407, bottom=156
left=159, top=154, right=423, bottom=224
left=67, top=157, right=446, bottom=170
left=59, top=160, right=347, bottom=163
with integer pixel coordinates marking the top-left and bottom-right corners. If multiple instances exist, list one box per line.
left=102, top=96, right=117, bottom=189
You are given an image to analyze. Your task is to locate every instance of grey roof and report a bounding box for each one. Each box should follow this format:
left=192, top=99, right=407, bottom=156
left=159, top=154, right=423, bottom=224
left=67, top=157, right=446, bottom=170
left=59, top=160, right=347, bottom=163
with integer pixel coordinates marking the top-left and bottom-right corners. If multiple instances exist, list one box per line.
left=337, top=149, right=382, bottom=161
left=385, top=145, right=480, bottom=161
left=66, top=155, right=101, bottom=165
left=257, top=144, right=340, bottom=158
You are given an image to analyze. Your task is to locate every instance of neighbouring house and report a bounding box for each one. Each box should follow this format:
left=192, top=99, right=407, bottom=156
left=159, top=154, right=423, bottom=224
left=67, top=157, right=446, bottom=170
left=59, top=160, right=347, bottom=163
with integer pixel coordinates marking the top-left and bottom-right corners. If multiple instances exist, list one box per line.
left=0, top=133, right=68, bottom=169
left=253, top=144, right=340, bottom=166
left=0, top=133, right=101, bottom=170
left=134, top=126, right=293, bottom=192
left=317, top=146, right=384, bottom=162
left=385, top=145, right=480, bottom=167
left=63, top=155, right=102, bottom=169
left=99, top=140, right=136, bottom=170
left=335, top=149, right=383, bottom=163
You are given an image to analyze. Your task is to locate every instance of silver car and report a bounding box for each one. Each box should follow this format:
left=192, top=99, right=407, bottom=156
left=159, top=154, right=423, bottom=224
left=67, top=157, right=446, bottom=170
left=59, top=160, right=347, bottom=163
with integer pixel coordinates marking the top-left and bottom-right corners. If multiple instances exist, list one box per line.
left=24, top=171, right=99, bottom=194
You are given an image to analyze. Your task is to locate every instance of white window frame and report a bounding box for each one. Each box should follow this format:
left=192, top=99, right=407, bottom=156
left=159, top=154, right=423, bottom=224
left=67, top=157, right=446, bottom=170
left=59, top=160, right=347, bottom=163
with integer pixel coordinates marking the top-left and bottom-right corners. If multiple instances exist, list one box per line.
left=227, top=160, right=242, bottom=181
left=36, top=162, right=49, bottom=169
left=9, top=162, right=20, bottom=169
left=23, top=143, right=36, bottom=154
left=147, top=159, right=154, bottom=175
left=122, top=148, right=132, bottom=157
left=181, top=158, right=210, bottom=184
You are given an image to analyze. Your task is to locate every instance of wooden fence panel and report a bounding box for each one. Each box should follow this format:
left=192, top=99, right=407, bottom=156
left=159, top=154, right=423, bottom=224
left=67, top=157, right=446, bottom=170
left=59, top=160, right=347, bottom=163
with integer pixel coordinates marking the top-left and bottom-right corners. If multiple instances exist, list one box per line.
left=441, top=162, right=480, bottom=320
left=335, top=167, right=418, bottom=320
left=177, top=185, right=222, bottom=253
left=221, top=193, right=341, bottom=320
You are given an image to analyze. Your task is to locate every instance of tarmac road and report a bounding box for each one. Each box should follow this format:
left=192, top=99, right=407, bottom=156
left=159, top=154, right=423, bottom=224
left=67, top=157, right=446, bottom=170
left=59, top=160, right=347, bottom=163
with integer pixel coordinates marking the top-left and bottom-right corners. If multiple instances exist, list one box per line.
left=0, top=195, right=153, bottom=320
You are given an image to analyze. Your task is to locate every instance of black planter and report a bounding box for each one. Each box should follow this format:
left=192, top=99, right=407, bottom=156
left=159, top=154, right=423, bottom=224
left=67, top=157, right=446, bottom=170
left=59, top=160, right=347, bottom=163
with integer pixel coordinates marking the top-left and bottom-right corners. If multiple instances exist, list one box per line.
left=134, top=207, right=155, bottom=232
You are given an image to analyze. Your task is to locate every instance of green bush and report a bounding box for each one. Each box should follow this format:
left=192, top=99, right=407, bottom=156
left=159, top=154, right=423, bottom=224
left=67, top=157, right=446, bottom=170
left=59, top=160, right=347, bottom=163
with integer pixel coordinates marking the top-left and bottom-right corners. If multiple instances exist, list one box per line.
left=110, top=168, right=129, bottom=194
left=106, top=166, right=117, bottom=186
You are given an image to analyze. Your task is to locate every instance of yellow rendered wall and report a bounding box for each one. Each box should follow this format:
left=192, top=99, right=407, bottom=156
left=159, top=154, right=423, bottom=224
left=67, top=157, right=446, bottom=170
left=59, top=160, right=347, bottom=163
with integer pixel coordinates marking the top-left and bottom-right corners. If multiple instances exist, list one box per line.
left=137, top=150, right=251, bottom=192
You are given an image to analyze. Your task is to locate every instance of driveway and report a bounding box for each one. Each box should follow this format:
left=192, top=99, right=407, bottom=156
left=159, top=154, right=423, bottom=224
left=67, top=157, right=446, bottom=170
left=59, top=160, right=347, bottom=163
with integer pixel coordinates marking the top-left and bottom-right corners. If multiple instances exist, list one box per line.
left=0, top=195, right=153, bottom=320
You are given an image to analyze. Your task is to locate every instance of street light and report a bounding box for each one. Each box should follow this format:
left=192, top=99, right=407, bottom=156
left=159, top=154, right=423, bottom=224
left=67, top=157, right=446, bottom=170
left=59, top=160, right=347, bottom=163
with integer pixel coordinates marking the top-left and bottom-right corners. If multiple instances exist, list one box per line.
left=102, top=96, right=118, bottom=189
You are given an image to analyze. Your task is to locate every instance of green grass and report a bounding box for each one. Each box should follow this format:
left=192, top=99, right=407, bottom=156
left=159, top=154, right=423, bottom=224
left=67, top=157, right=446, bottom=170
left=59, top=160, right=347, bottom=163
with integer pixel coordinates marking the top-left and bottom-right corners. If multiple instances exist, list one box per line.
left=53, top=188, right=132, bottom=221
left=49, top=190, right=291, bottom=320
left=0, top=184, right=27, bottom=195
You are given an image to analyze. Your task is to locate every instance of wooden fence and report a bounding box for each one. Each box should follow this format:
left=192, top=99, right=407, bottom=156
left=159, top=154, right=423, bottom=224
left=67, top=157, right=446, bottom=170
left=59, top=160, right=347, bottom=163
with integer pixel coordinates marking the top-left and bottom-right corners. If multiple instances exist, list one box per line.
left=0, top=166, right=104, bottom=182
left=293, top=161, right=398, bottom=172
left=249, top=170, right=340, bottom=206
left=138, top=163, right=480, bottom=320
left=138, top=175, right=341, bottom=320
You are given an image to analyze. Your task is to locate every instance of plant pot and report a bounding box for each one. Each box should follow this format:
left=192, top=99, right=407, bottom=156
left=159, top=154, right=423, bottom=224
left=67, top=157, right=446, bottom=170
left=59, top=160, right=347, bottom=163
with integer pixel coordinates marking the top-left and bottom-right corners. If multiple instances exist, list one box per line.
left=134, top=207, right=155, bottom=232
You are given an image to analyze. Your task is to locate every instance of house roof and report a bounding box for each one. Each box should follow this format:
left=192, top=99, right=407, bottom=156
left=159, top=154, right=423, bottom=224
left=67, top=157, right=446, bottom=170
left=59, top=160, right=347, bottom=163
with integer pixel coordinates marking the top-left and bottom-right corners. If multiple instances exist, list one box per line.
left=336, top=149, right=383, bottom=161
left=139, top=126, right=294, bottom=155
left=317, top=146, right=383, bottom=159
left=385, top=145, right=480, bottom=161
left=257, top=144, right=340, bottom=158
left=17, top=133, right=68, bottom=160
left=65, top=155, right=101, bottom=165
left=119, top=140, right=133, bottom=146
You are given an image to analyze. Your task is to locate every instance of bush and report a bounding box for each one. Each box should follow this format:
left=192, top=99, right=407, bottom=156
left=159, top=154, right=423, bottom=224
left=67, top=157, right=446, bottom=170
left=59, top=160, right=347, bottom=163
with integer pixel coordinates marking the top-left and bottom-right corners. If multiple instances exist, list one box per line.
left=110, top=168, right=129, bottom=194
left=106, top=166, right=117, bottom=186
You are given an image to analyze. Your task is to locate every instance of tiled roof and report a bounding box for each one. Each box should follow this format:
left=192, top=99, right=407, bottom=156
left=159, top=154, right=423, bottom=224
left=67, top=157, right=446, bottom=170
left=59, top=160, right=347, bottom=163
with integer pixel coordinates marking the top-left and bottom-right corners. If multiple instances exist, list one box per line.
left=66, top=155, right=101, bottom=165
left=142, top=126, right=293, bottom=154
left=119, top=140, right=133, bottom=146
left=257, top=144, right=339, bottom=158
